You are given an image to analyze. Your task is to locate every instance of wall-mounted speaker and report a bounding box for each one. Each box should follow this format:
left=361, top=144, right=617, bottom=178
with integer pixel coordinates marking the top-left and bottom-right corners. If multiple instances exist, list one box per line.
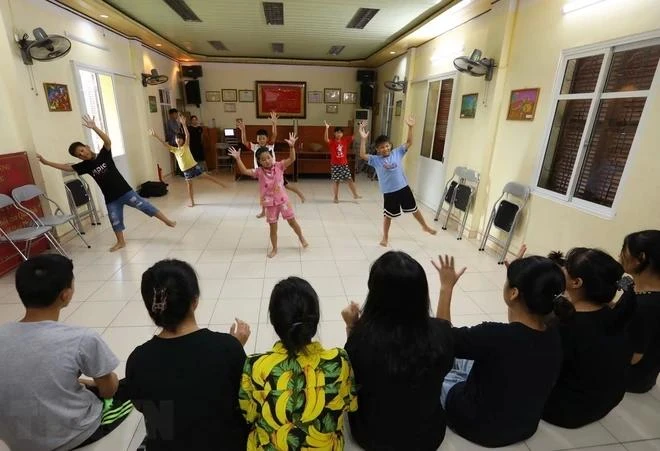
left=359, top=83, right=374, bottom=108
left=182, top=65, right=203, bottom=78
left=185, top=80, right=201, bottom=106
left=357, top=70, right=376, bottom=83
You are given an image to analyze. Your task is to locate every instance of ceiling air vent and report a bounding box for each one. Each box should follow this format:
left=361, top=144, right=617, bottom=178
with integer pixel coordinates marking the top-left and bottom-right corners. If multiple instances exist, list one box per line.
left=328, top=45, right=345, bottom=56
left=347, top=8, right=379, bottom=29
left=263, top=2, right=284, bottom=25
left=162, top=0, right=201, bottom=22
left=272, top=42, right=284, bottom=53
left=208, top=40, right=228, bottom=51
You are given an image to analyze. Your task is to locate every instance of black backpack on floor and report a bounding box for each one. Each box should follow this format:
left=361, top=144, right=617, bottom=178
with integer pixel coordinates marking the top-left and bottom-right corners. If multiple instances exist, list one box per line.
left=138, top=181, right=168, bottom=198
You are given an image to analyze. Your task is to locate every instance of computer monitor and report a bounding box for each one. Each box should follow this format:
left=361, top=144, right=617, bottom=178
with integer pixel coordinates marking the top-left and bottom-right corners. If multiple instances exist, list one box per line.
left=223, top=128, right=235, bottom=137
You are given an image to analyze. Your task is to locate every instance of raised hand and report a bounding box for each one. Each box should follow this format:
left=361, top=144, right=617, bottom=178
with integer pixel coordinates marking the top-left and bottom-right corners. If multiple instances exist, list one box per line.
left=230, top=318, right=251, bottom=346
left=81, top=114, right=96, bottom=129
left=228, top=146, right=241, bottom=159
left=359, top=122, right=370, bottom=140
left=341, top=301, right=361, bottom=328
left=432, top=255, right=467, bottom=288
left=36, top=153, right=47, bottom=164
left=177, top=113, right=186, bottom=124
left=284, top=132, right=298, bottom=147
left=504, top=244, right=527, bottom=269
left=324, top=120, right=330, bottom=129
left=270, top=111, right=279, bottom=123
left=405, top=115, right=416, bottom=127
left=235, top=118, right=244, bottom=128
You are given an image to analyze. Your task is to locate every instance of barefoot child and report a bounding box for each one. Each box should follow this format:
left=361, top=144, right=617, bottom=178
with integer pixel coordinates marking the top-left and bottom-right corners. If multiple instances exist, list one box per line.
left=37, top=115, right=176, bottom=252
left=358, top=118, right=436, bottom=246
left=324, top=120, right=361, bottom=203
left=229, top=133, right=308, bottom=258
left=236, top=113, right=305, bottom=217
left=149, top=114, right=227, bottom=207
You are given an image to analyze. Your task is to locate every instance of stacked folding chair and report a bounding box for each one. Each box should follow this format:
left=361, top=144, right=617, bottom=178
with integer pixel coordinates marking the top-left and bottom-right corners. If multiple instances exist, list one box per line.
left=63, top=173, right=101, bottom=233
left=434, top=166, right=480, bottom=240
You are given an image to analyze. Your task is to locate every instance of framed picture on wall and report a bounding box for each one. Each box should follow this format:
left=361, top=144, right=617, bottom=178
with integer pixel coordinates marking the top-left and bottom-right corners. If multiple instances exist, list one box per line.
left=342, top=92, right=357, bottom=104
left=148, top=95, right=158, bottom=113
left=324, top=88, right=341, bottom=104
left=239, top=90, right=254, bottom=102
left=222, top=89, right=237, bottom=102
left=395, top=100, right=402, bottom=117
left=507, top=88, right=540, bottom=121
left=255, top=81, right=307, bottom=118
left=326, top=104, right=338, bottom=114
left=205, top=91, right=221, bottom=102
left=460, top=93, right=478, bottom=118
left=307, top=91, right=322, bottom=103
left=43, top=83, right=72, bottom=112
left=224, top=103, right=237, bottom=112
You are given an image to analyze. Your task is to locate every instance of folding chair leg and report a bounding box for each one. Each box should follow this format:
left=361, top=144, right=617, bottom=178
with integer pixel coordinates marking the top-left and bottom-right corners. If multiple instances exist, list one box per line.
left=457, top=198, right=473, bottom=240
left=479, top=210, right=496, bottom=251
left=498, top=216, right=520, bottom=264
left=6, top=240, right=28, bottom=260
left=44, top=233, right=69, bottom=258
left=434, top=186, right=450, bottom=222
left=69, top=220, right=91, bottom=248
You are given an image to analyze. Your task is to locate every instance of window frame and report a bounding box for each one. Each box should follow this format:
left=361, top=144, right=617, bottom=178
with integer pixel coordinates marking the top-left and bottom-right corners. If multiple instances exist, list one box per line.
left=420, top=72, right=459, bottom=163
left=532, top=31, right=660, bottom=219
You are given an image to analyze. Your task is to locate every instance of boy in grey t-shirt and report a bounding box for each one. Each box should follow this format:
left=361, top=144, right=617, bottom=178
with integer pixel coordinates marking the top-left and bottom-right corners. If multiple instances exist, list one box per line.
left=0, top=255, right=132, bottom=451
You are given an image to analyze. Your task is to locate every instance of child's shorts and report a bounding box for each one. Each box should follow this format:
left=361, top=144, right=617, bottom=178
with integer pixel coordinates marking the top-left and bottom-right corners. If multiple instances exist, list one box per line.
left=331, top=164, right=352, bottom=182
left=265, top=202, right=295, bottom=224
left=183, top=164, right=204, bottom=180
left=383, top=186, right=418, bottom=218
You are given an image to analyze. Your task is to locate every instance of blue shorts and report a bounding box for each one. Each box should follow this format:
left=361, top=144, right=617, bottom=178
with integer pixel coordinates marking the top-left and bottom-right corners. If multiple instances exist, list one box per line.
left=106, top=190, right=159, bottom=232
left=183, top=164, right=203, bottom=181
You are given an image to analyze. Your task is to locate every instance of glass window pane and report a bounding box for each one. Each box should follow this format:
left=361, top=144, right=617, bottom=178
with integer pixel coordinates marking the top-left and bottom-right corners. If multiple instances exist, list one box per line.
left=537, top=99, right=592, bottom=194
left=574, top=97, right=646, bottom=207
left=79, top=70, right=106, bottom=152
left=560, top=54, right=604, bottom=94
left=431, top=79, right=453, bottom=162
left=98, top=74, right=125, bottom=156
left=420, top=81, right=440, bottom=158
left=605, top=44, right=660, bottom=92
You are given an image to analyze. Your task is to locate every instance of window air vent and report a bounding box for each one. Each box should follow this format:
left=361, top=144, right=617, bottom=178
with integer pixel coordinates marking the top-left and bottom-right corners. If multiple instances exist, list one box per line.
left=263, top=2, right=284, bottom=25
left=347, top=8, right=379, bottom=29
left=208, top=40, right=228, bottom=51
left=272, top=42, right=284, bottom=53
left=328, top=45, right=346, bottom=56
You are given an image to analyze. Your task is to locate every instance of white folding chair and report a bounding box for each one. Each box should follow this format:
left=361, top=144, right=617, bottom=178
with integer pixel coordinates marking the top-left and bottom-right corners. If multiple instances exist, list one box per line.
left=478, top=182, right=530, bottom=264
left=434, top=166, right=480, bottom=240
left=12, top=184, right=91, bottom=249
left=0, top=194, right=69, bottom=260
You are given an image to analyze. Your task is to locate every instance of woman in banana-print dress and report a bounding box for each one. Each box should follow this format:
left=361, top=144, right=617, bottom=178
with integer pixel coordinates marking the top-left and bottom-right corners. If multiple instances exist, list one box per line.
left=239, top=277, right=357, bottom=450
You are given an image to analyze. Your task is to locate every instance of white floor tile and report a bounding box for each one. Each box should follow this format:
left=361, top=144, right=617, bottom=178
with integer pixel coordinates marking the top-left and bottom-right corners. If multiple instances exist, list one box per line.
left=102, top=326, right=156, bottom=361
left=601, top=393, right=660, bottom=442
left=625, top=440, right=660, bottom=451
left=64, top=302, right=127, bottom=328
left=210, top=298, right=261, bottom=324
left=526, top=420, right=617, bottom=451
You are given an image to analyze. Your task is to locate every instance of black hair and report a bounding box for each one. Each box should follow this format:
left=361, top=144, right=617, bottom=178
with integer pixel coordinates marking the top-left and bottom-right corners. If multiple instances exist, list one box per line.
left=68, top=141, right=85, bottom=157
left=256, top=129, right=269, bottom=137
left=168, top=108, right=178, bottom=115
left=550, top=248, right=624, bottom=305
left=176, top=132, right=186, bottom=143
left=334, top=127, right=344, bottom=133
left=374, top=135, right=391, bottom=147
left=269, top=277, right=320, bottom=355
left=255, top=147, right=271, bottom=166
left=140, top=259, right=200, bottom=332
left=190, top=115, right=198, bottom=120
left=15, top=255, right=74, bottom=308
left=507, top=256, right=574, bottom=321
left=351, top=251, right=448, bottom=377
left=622, top=230, right=660, bottom=275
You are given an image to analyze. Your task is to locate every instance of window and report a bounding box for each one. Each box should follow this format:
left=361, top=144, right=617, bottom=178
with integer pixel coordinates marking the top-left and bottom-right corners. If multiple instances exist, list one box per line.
left=536, top=39, right=660, bottom=212
left=420, top=78, right=454, bottom=162
left=77, top=68, right=125, bottom=156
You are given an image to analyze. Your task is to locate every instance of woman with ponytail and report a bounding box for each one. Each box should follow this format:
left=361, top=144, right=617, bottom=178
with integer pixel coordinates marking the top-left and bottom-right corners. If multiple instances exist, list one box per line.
left=238, top=277, right=357, bottom=450
left=126, top=259, right=251, bottom=450
left=542, top=248, right=632, bottom=428
left=434, top=251, right=573, bottom=448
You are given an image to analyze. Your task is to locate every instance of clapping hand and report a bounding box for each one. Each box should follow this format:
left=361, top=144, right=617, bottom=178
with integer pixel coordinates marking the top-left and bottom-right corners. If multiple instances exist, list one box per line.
left=341, top=301, right=361, bottom=328
left=230, top=318, right=251, bottom=346
left=228, top=146, right=241, bottom=159
left=81, top=114, right=96, bottom=129
left=284, top=132, right=298, bottom=147
left=432, top=255, right=467, bottom=288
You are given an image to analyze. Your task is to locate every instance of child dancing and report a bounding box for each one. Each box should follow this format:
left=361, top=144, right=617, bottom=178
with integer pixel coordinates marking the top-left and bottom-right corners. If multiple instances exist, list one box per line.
left=324, top=120, right=361, bottom=203
left=229, top=133, right=308, bottom=258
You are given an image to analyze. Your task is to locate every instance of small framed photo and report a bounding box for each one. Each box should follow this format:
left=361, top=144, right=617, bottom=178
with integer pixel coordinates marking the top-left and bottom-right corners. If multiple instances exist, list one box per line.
left=148, top=95, right=158, bottom=113
left=238, top=90, right=254, bottom=103
left=324, top=88, right=341, bottom=104
left=224, top=102, right=237, bottom=113
left=205, top=91, right=221, bottom=102
left=507, top=88, right=540, bottom=121
left=326, top=104, right=338, bottom=114
left=342, top=91, right=357, bottom=104
left=307, top=91, right=322, bottom=103
left=43, top=83, right=72, bottom=112
left=460, top=93, right=478, bottom=118
left=394, top=100, right=402, bottom=117
left=222, top=89, right=237, bottom=102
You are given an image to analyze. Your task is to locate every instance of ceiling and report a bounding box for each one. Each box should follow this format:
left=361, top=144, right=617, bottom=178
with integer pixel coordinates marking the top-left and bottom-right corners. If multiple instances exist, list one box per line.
left=54, top=0, right=491, bottom=66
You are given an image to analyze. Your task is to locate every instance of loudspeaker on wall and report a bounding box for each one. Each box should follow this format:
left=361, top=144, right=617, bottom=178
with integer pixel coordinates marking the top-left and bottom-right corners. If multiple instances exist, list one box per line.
left=185, top=80, right=201, bottom=106
left=360, top=83, right=374, bottom=108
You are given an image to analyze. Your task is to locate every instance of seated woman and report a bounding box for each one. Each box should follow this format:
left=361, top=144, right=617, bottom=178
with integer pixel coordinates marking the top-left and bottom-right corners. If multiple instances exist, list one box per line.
left=542, top=248, right=632, bottom=428
left=239, top=277, right=357, bottom=450
left=435, top=253, right=573, bottom=448
left=616, top=230, right=660, bottom=393
left=341, top=251, right=454, bottom=451
left=125, top=259, right=251, bottom=450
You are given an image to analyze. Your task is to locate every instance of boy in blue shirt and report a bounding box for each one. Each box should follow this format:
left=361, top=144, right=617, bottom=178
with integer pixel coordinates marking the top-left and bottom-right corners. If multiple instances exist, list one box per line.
left=358, top=118, right=436, bottom=246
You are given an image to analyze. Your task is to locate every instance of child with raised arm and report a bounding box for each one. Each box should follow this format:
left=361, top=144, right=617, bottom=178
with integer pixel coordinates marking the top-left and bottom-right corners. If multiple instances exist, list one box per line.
left=236, top=113, right=305, bottom=218
left=37, top=115, right=176, bottom=252
left=358, top=118, right=436, bottom=246
left=324, top=120, right=361, bottom=203
left=149, top=114, right=227, bottom=207
left=229, top=133, right=308, bottom=258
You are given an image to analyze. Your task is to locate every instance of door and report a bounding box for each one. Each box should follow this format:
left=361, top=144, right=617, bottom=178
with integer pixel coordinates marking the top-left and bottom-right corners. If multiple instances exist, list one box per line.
left=415, top=76, right=455, bottom=209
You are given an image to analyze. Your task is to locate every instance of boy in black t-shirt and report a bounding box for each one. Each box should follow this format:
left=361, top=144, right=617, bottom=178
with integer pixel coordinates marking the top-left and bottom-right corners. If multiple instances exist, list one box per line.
left=37, top=115, right=176, bottom=252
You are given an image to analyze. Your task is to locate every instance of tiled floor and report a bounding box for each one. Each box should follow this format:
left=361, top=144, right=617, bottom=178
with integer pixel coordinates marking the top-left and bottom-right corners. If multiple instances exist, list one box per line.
left=1, top=174, right=659, bottom=451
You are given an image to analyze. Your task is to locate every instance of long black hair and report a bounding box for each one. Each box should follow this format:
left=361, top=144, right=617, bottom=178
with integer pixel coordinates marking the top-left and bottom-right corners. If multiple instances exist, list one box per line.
left=269, top=277, right=320, bottom=355
left=351, top=251, right=447, bottom=377
left=622, top=230, right=660, bottom=275
left=141, top=259, right=200, bottom=332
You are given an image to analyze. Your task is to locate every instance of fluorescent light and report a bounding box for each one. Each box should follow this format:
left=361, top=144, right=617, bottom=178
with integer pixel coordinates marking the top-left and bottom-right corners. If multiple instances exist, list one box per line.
left=99, top=14, right=109, bottom=18
left=156, top=43, right=162, bottom=47
left=389, top=51, right=396, bottom=54
left=563, top=0, right=607, bottom=14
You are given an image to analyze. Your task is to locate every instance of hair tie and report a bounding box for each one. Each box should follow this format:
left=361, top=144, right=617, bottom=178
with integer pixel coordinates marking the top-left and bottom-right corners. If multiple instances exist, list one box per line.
left=552, top=294, right=564, bottom=305
left=151, top=288, right=168, bottom=314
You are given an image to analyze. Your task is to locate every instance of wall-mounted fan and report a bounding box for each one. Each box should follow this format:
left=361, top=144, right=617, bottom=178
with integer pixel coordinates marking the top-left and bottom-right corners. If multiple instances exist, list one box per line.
left=141, top=69, right=169, bottom=87
left=18, top=28, right=71, bottom=65
left=453, top=49, right=496, bottom=81
left=384, top=75, right=407, bottom=94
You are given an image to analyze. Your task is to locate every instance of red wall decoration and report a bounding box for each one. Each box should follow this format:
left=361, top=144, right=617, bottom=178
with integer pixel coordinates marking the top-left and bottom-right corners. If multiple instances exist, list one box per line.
left=256, top=81, right=306, bottom=119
